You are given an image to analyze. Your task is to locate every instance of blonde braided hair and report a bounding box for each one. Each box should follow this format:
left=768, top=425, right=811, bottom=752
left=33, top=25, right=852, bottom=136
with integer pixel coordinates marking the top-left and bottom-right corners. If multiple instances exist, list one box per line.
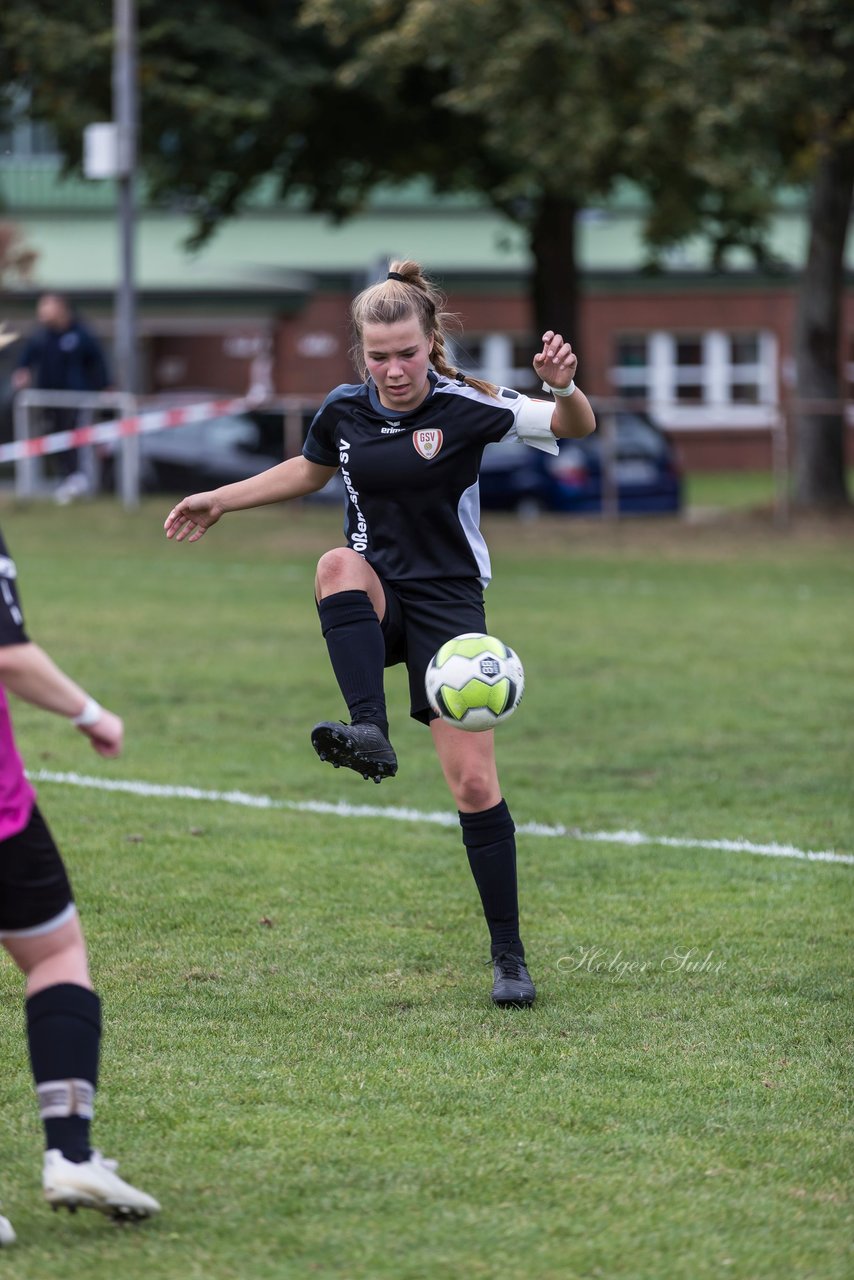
left=350, top=260, right=499, bottom=397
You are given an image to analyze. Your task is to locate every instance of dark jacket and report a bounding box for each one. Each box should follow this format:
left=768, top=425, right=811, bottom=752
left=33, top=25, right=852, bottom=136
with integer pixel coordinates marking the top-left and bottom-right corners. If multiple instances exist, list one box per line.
left=16, top=320, right=110, bottom=392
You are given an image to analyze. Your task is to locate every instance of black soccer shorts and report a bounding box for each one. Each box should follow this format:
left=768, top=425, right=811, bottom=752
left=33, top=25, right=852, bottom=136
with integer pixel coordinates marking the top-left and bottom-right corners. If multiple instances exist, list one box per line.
left=380, top=576, right=488, bottom=724
left=0, top=805, right=75, bottom=937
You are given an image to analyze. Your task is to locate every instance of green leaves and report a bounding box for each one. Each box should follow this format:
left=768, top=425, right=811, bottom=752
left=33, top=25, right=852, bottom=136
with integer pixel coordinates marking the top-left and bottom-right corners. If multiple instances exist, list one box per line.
left=3, top=0, right=851, bottom=258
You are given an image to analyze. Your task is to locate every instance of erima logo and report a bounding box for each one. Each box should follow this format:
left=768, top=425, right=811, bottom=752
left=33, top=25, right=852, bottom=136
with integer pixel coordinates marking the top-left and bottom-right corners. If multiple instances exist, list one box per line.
left=381, top=423, right=405, bottom=434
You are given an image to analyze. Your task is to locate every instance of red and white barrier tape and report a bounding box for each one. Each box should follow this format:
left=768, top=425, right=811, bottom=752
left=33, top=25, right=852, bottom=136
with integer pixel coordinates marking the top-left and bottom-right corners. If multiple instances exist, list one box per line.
left=0, top=396, right=251, bottom=465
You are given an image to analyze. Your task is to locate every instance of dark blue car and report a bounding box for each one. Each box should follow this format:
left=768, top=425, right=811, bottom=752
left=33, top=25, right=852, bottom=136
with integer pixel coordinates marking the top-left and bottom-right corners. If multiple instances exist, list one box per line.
left=478, top=409, right=682, bottom=516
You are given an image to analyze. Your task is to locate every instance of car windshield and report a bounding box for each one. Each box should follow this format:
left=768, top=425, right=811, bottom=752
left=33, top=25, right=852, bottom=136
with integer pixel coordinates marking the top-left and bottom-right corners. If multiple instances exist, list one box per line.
left=583, top=413, right=668, bottom=459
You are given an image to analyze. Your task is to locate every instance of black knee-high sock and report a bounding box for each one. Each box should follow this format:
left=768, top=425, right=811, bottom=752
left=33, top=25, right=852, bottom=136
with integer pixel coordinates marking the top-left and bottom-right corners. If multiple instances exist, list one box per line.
left=317, top=590, right=389, bottom=738
left=459, top=799, right=523, bottom=957
left=26, top=983, right=101, bottom=1163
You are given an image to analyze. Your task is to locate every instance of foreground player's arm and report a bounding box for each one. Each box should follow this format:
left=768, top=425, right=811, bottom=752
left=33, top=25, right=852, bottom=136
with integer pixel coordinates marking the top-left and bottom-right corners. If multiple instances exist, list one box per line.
left=0, top=643, right=123, bottom=757
left=164, top=456, right=338, bottom=543
left=533, top=330, right=596, bottom=439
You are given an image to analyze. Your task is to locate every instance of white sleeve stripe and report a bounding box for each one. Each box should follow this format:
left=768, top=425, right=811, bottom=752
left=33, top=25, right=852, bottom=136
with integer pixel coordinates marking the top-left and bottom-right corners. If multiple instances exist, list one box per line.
left=513, top=397, right=559, bottom=455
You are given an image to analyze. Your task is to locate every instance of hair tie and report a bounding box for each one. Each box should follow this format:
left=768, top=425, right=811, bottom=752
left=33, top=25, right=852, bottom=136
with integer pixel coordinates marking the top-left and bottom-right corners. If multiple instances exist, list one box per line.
left=386, top=271, right=406, bottom=282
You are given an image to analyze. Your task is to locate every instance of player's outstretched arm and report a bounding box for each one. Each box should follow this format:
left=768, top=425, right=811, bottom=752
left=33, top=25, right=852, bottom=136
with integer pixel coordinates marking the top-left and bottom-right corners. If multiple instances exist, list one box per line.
left=533, top=331, right=596, bottom=439
left=164, top=456, right=338, bottom=543
left=0, top=642, right=123, bottom=757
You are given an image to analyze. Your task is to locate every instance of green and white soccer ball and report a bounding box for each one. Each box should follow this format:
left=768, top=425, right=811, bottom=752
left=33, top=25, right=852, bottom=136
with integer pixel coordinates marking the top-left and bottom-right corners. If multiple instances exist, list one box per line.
left=425, top=633, right=525, bottom=732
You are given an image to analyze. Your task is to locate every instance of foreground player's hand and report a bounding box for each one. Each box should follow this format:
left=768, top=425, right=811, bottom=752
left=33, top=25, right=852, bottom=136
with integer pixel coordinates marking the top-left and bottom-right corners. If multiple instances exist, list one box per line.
left=533, top=331, right=578, bottom=390
left=79, top=708, right=123, bottom=758
left=164, top=492, right=223, bottom=542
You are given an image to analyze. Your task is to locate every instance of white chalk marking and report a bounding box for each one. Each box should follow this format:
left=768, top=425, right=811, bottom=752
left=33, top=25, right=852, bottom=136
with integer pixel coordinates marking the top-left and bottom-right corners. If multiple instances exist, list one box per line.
left=27, top=770, right=851, bottom=866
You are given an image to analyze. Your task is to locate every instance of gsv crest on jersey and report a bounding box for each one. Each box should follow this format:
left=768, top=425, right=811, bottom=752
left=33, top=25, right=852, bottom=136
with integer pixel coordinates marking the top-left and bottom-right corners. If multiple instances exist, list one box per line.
left=412, top=429, right=443, bottom=460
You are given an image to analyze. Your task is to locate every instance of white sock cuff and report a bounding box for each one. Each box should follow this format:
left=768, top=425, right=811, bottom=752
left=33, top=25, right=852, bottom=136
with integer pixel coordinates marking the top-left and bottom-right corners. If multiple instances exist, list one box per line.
left=36, top=1078, right=95, bottom=1120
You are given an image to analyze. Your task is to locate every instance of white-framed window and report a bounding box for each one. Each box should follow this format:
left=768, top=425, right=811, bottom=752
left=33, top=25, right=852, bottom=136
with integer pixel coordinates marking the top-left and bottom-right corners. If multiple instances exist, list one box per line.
left=612, top=336, right=649, bottom=400
left=0, top=90, right=60, bottom=160
left=611, top=329, right=778, bottom=428
left=449, top=334, right=538, bottom=389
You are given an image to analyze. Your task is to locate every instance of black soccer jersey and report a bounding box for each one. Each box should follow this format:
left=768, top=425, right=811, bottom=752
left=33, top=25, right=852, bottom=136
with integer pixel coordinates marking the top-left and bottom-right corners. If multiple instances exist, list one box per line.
left=303, top=373, right=555, bottom=585
left=0, top=528, right=28, bottom=647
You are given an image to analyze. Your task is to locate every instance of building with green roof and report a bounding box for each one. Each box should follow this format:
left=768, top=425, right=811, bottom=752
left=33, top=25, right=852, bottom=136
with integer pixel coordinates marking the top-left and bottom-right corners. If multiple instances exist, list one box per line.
left=2, top=155, right=852, bottom=468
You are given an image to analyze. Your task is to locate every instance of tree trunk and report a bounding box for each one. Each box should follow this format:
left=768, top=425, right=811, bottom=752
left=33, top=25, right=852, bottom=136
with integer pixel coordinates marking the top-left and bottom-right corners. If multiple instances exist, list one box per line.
left=792, top=138, right=854, bottom=510
left=530, top=194, right=580, bottom=348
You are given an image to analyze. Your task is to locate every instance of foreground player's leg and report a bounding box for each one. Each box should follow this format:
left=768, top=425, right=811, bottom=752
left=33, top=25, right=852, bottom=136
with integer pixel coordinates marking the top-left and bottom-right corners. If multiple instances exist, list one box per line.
left=311, top=549, right=397, bottom=782
left=4, top=913, right=160, bottom=1221
left=431, top=721, right=536, bottom=1007
left=0, top=1211, right=14, bottom=1247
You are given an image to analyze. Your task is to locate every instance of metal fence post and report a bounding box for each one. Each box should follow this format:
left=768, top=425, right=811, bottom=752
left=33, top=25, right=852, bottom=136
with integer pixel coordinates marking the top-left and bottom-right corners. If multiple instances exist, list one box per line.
left=599, top=408, right=619, bottom=521
left=284, top=403, right=305, bottom=460
left=772, top=406, right=791, bottom=528
left=12, top=390, right=141, bottom=503
left=117, top=394, right=140, bottom=508
left=12, top=395, right=37, bottom=500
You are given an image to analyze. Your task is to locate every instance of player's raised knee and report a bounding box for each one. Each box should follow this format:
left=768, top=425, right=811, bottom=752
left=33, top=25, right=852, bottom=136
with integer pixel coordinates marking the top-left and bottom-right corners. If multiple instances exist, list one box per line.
left=315, top=547, right=370, bottom=597
left=453, top=771, right=500, bottom=814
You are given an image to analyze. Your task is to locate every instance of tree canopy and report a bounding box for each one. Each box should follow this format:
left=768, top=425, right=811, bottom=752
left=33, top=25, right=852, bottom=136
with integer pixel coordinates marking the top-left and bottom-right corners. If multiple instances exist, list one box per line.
left=0, top=0, right=486, bottom=240
left=2, top=0, right=851, bottom=505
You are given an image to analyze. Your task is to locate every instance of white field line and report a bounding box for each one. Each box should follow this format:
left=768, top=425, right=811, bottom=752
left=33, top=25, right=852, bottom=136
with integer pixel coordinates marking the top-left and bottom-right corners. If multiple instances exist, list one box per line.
left=28, top=769, right=853, bottom=867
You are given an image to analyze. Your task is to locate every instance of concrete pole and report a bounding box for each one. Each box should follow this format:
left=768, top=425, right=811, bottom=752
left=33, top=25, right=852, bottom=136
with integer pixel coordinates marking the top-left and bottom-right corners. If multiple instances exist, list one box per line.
left=114, top=0, right=140, bottom=506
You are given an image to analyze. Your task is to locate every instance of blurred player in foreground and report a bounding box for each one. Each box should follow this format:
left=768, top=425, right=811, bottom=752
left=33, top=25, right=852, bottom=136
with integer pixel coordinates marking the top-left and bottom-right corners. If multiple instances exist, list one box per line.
left=0, top=526, right=159, bottom=1246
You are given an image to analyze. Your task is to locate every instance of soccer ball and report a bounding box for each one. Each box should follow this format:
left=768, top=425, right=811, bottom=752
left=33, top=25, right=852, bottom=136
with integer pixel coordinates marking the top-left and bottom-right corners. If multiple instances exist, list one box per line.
left=425, top=633, right=525, bottom=732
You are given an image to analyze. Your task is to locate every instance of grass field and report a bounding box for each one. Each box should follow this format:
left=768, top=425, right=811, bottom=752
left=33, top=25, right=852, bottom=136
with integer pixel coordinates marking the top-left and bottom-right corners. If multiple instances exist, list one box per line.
left=684, top=469, right=782, bottom=512
left=0, top=498, right=852, bottom=1279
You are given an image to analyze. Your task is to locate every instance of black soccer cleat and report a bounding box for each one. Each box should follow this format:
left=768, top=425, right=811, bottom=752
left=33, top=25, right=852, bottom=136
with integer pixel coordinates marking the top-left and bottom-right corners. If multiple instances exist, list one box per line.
left=311, top=721, right=398, bottom=783
left=490, top=950, right=536, bottom=1007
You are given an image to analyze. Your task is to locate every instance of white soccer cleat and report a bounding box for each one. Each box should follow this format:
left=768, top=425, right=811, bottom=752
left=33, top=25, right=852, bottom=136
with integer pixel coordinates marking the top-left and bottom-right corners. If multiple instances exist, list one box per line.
left=0, top=1210, right=15, bottom=1246
left=43, top=1149, right=160, bottom=1221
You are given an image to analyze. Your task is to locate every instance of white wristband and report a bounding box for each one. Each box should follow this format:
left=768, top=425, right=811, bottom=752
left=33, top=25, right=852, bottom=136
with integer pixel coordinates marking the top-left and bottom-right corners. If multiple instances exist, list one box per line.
left=542, top=379, right=576, bottom=397
left=72, top=697, right=103, bottom=728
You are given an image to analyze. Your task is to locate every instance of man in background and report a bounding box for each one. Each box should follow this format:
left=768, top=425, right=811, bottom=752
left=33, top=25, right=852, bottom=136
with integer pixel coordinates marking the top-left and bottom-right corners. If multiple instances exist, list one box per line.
left=12, top=293, right=110, bottom=504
